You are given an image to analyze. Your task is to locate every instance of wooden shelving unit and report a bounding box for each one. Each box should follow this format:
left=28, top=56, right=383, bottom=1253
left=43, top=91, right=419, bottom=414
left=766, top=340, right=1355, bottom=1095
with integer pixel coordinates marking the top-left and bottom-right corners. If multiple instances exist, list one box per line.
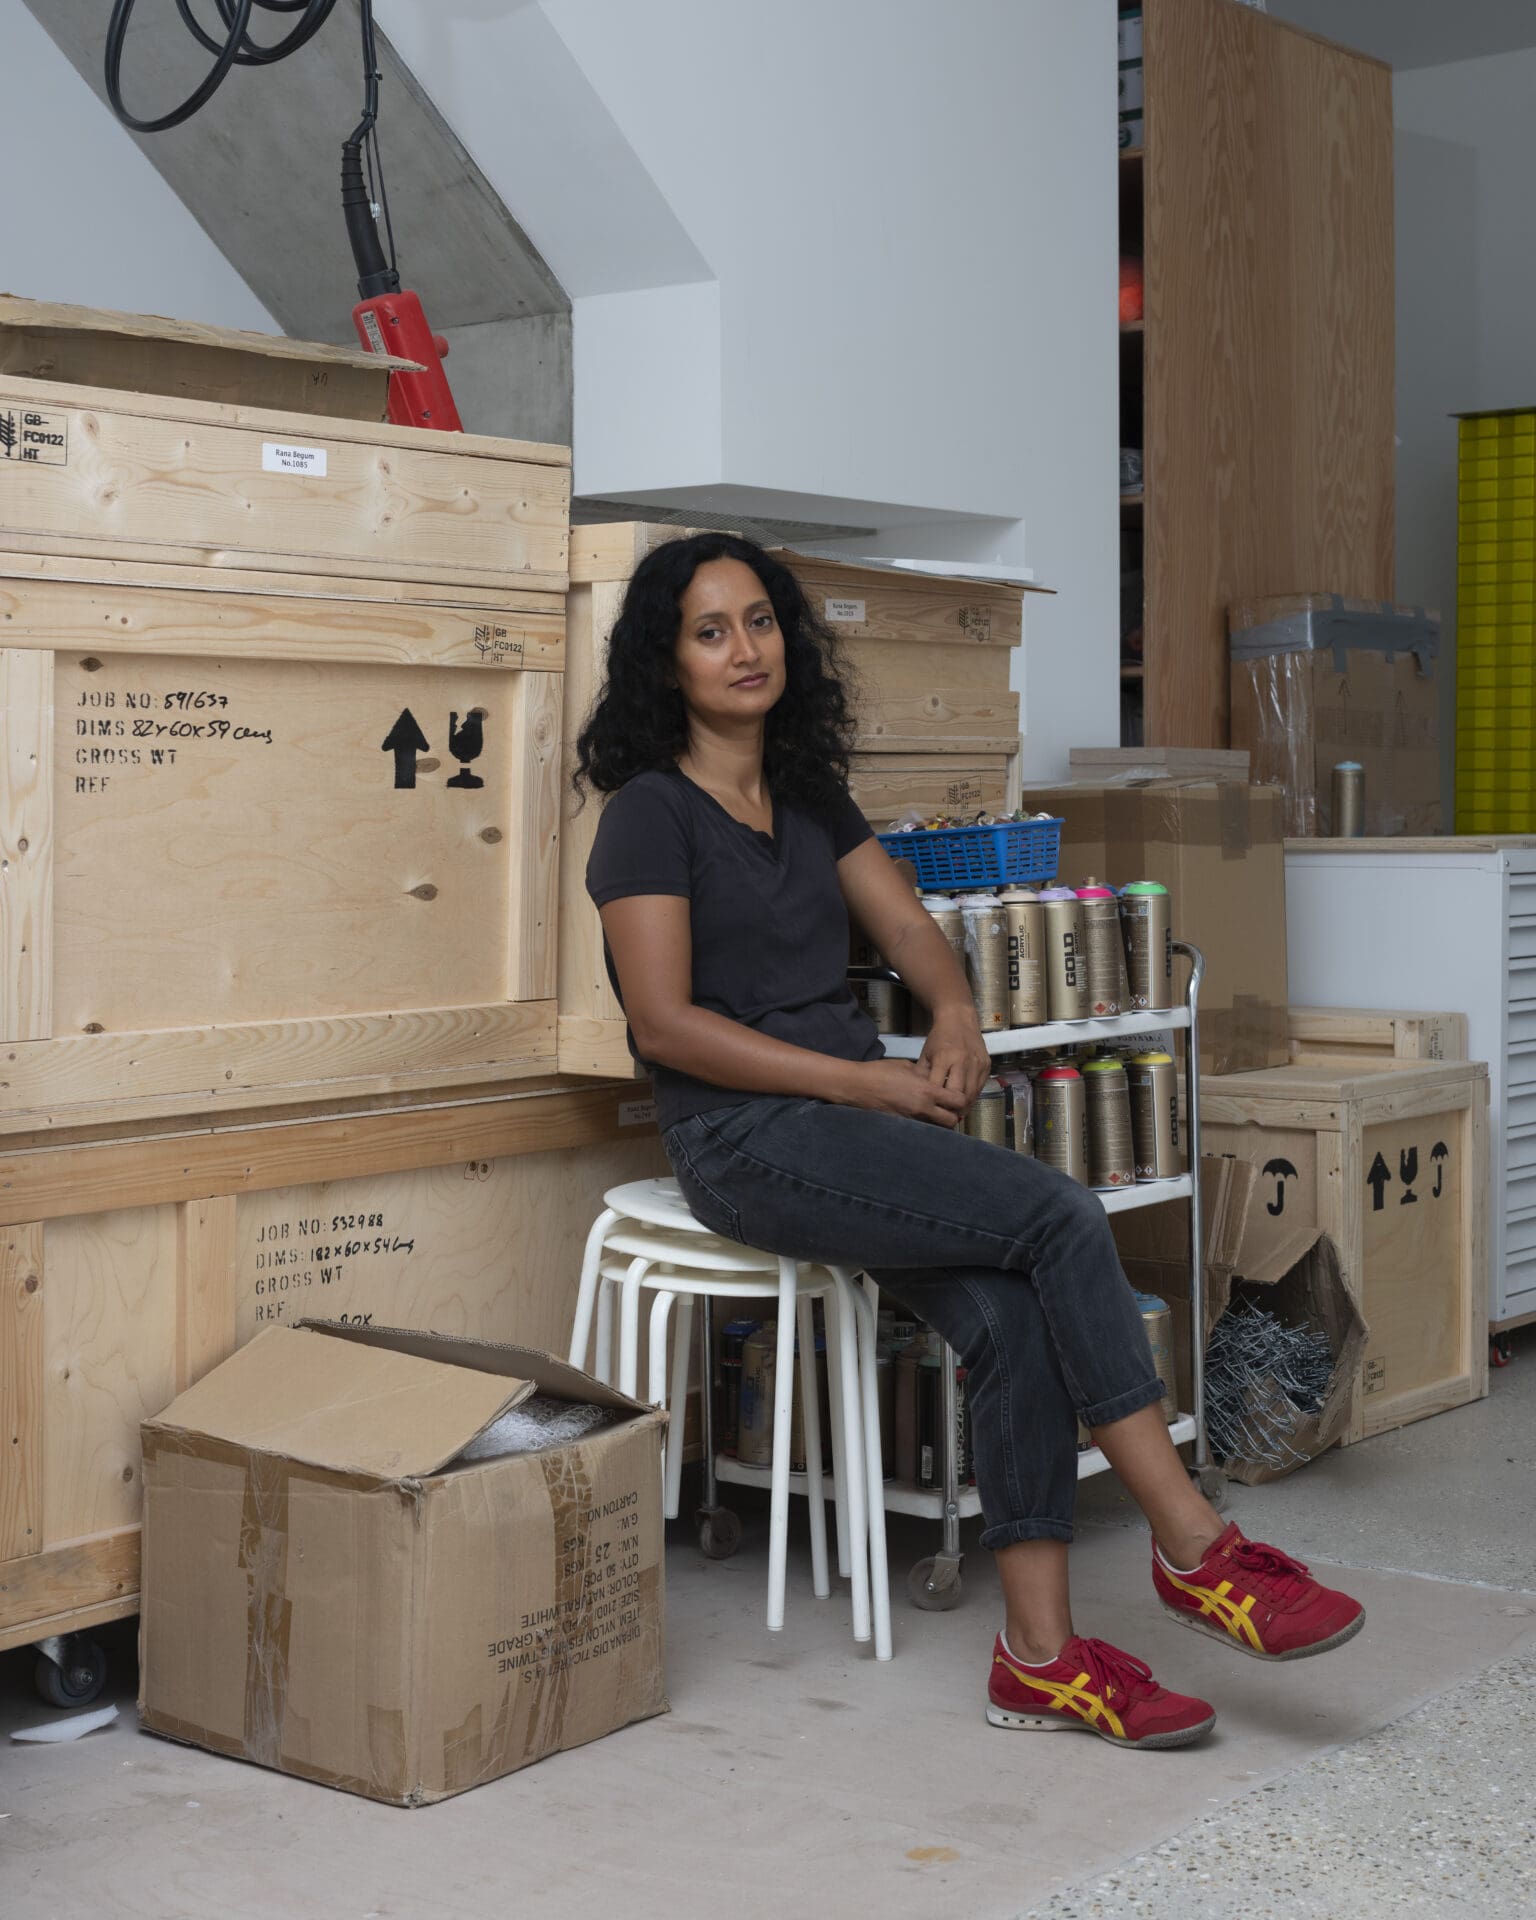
left=1117, top=1, right=1394, bottom=748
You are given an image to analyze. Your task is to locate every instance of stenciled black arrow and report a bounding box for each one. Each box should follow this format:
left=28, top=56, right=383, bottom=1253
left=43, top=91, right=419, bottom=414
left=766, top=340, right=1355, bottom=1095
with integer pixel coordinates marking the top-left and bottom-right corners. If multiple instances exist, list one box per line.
left=382, top=708, right=431, bottom=789
left=1366, top=1151, right=1391, bottom=1212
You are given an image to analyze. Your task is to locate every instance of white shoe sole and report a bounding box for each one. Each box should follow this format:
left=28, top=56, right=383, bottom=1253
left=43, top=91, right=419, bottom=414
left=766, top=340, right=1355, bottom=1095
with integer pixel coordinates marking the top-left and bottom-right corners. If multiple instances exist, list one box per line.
left=985, top=1702, right=1216, bottom=1750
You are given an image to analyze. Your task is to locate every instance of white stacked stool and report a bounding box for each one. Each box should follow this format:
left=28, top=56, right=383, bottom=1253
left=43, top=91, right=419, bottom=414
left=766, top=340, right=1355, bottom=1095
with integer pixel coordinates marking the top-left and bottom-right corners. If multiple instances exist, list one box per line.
left=568, top=1177, right=892, bottom=1661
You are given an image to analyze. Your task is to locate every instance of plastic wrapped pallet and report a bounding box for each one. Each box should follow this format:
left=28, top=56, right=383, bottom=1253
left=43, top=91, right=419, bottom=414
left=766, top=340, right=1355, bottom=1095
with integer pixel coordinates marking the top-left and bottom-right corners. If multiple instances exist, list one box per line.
left=1228, top=595, right=1440, bottom=838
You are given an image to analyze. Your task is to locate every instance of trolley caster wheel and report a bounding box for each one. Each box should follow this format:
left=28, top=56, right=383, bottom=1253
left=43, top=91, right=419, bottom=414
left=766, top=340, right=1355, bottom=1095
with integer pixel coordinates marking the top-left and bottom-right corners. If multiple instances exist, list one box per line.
left=33, top=1636, right=108, bottom=1709
left=907, top=1554, right=964, bottom=1612
left=1191, top=1464, right=1229, bottom=1511
left=696, top=1506, right=742, bottom=1560
left=1491, top=1333, right=1514, bottom=1369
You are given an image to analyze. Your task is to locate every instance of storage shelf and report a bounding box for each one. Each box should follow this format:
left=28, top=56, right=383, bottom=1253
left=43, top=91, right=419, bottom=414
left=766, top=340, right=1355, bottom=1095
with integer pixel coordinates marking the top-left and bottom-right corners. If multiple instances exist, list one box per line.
left=1120, top=320, right=1145, bottom=335
left=879, top=1006, right=1188, bottom=1061
left=711, top=1415, right=1197, bottom=1515
left=1121, top=661, right=1145, bottom=680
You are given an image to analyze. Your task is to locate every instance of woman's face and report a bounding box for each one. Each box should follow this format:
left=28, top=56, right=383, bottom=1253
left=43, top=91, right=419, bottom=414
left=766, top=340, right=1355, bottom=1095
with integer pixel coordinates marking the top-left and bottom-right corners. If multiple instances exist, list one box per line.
left=673, top=558, right=787, bottom=732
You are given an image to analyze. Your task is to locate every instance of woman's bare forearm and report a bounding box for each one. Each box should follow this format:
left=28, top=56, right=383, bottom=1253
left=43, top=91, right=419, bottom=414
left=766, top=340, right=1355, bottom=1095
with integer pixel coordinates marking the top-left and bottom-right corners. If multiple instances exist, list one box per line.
left=882, top=911, right=977, bottom=1021
left=634, top=1003, right=863, bottom=1102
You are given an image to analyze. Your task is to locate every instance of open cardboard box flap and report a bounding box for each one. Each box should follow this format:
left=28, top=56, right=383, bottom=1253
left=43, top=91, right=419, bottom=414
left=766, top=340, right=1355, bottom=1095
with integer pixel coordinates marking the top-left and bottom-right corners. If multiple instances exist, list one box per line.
left=143, top=1322, right=552, bottom=1481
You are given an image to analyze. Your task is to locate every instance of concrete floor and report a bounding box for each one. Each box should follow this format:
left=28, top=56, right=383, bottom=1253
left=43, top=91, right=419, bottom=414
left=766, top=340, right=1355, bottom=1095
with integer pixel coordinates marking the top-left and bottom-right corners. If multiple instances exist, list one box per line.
left=2, top=1330, right=1533, bottom=1920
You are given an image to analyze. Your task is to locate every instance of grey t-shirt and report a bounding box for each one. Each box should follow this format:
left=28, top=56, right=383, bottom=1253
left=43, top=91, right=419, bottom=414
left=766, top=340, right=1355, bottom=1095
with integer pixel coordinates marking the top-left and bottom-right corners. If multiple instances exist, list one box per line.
left=585, top=767, right=883, bottom=1132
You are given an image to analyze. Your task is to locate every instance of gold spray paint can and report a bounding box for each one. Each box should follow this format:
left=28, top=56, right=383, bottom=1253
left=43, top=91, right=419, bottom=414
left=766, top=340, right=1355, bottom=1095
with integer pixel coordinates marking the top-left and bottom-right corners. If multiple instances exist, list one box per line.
left=1135, top=1292, right=1179, bottom=1421
left=1127, top=1050, right=1181, bottom=1180
left=1039, top=887, right=1092, bottom=1022
left=997, top=885, right=1046, bottom=1029
left=1035, top=1065, right=1088, bottom=1183
left=1002, top=1070, right=1035, bottom=1155
left=1082, top=1056, right=1136, bottom=1188
left=1076, top=877, right=1130, bottom=1018
left=957, top=891, right=1009, bottom=1033
left=911, top=892, right=966, bottom=1037
left=965, top=1075, right=1009, bottom=1146
left=1119, top=881, right=1173, bottom=1012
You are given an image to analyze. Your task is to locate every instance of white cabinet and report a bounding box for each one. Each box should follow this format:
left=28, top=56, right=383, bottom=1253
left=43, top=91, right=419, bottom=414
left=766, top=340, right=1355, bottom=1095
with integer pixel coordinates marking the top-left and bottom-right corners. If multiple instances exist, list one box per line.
left=1285, top=839, right=1536, bottom=1328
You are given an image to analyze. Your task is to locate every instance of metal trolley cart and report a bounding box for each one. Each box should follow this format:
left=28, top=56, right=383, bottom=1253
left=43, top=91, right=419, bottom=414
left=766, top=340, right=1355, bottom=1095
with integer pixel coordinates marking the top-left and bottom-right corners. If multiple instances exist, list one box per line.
left=702, top=940, right=1225, bottom=1611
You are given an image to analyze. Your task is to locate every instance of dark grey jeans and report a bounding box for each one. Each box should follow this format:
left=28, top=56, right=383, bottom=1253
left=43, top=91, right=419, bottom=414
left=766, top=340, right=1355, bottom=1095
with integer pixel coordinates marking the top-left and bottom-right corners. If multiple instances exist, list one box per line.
left=664, top=1096, right=1165, bottom=1550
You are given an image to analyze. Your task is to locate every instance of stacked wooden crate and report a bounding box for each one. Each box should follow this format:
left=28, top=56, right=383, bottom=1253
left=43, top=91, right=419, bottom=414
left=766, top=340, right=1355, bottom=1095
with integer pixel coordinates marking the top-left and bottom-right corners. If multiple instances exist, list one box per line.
left=557, top=524, right=1034, bottom=1077
left=0, top=306, right=670, bottom=1657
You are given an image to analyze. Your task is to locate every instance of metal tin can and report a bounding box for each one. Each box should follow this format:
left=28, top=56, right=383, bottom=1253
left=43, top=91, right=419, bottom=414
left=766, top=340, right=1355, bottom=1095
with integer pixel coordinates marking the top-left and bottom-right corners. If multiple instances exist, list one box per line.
left=997, top=885, right=1047, bottom=1028
left=965, top=1074, right=1008, bottom=1146
left=736, top=1323, right=778, bottom=1466
left=1039, top=886, right=1092, bottom=1022
left=1035, top=1064, right=1088, bottom=1183
left=922, top=891, right=966, bottom=961
left=1127, top=1050, right=1181, bottom=1180
left=855, top=975, right=908, bottom=1036
left=1077, top=877, right=1130, bottom=1017
left=1135, top=1291, right=1179, bottom=1421
left=1082, top=1056, right=1136, bottom=1188
left=956, top=891, right=1009, bottom=1032
left=1001, top=1070, right=1035, bottom=1155
left=720, top=1317, right=759, bottom=1457
left=917, top=1350, right=942, bottom=1488
left=1332, top=760, right=1364, bottom=837
left=1119, top=880, right=1173, bottom=1011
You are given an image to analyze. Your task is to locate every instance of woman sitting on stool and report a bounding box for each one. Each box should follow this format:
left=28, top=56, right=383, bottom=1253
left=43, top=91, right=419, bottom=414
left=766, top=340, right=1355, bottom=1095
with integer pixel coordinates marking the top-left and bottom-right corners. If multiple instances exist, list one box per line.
left=578, top=532, right=1362, bottom=1752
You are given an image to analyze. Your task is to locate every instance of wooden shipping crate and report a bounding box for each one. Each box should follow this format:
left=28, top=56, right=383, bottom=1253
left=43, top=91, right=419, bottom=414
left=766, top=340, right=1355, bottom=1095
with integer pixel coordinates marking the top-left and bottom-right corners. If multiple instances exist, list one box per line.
left=1201, top=1059, right=1490, bottom=1442
left=0, top=552, right=566, bottom=1130
left=1287, top=1006, right=1468, bottom=1069
left=0, top=372, right=569, bottom=593
left=557, top=526, right=1028, bottom=1075
left=0, top=1080, right=667, bottom=1653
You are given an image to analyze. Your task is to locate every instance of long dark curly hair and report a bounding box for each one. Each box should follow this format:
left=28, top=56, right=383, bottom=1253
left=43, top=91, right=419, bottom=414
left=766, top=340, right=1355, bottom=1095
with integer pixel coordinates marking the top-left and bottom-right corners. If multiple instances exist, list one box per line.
left=573, top=532, right=858, bottom=812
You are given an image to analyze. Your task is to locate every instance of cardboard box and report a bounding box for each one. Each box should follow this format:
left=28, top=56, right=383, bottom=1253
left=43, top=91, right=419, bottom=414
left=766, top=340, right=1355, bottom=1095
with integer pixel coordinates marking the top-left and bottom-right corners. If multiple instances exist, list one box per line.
left=1228, top=594, right=1441, bottom=838
left=0, top=293, right=420, bottom=421
left=139, top=1322, right=667, bottom=1805
left=1115, top=1156, right=1369, bottom=1485
left=1020, top=778, right=1289, bottom=1074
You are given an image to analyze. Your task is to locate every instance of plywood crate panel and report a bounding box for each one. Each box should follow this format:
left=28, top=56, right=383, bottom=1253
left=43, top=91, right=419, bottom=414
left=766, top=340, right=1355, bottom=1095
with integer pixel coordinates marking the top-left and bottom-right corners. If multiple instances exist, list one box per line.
left=0, top=1080, right=666, bottom=1651
left=0, top=554, right=566, bottom=1130
left=0, top=373, right=569, bottom=593
left=1201, top=1059, right=1489, bottom=1443
left=1287, top=1007, right=1468, bottom=1070
left=556, top=527, right=1026, bottom=1074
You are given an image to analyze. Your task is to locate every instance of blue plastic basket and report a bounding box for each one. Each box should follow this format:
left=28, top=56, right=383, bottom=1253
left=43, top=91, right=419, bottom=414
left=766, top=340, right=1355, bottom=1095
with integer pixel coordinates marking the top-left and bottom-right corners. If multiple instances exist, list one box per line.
left=877, top=817, right=1063, bottom=890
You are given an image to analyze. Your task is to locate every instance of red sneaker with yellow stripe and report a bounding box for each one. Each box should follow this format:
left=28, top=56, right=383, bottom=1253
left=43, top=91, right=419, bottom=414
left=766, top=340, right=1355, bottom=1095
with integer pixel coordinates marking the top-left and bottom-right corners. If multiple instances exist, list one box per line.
left=987, top=1633, right=1216, bottom=1750
left=1153, top=1523, right=1364, bottom=1660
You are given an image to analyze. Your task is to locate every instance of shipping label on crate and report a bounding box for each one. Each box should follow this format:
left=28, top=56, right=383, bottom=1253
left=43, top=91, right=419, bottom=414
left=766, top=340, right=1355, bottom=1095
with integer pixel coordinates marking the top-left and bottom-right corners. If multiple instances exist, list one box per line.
left=0, top=405, right=68, bottom=465
left=55, top=651, right=515, bottom=1032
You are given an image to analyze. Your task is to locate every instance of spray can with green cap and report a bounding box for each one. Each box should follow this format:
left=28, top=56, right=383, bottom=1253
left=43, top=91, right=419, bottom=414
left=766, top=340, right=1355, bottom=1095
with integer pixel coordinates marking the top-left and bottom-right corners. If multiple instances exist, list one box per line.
left=1119, top=880, right=1173, bottom=1011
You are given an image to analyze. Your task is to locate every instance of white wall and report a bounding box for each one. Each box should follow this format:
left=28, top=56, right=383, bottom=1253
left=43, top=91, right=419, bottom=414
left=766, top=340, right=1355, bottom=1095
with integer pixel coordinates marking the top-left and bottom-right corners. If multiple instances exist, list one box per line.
left=1394, top=48, right=1536, bottom=818
left=381, top=0, right=1121, bottom=780
left=1, top=2, right=273, bottom=329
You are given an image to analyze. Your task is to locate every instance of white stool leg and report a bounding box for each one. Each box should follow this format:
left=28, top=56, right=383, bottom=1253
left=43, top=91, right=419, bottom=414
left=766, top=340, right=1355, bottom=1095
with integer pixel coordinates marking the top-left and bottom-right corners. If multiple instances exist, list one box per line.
left=766, top=1261, right=798, bottom=1633
left=618, top=1256, right=652, bottom=1397
left=823, top=1282, right=852, bottom=1580
left=594, top=1276, right=616, bottom=1385
left=647, top=1290, right=676, bottom=1499
left=851, top=1278, right=893, bottom=1662
left=797, top=1291, right=830, bottom=1600
left=832, top=1277, right=871, bottom=1644
left=665, top=1295, right=694, bottom=1522
left=570, top=1206, right=620, bottom=1369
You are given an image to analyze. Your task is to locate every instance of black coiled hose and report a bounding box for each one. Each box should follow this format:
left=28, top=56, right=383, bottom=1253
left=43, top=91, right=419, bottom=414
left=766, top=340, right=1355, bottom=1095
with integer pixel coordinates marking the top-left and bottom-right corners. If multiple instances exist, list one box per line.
left=104, top=0, right=341, bottom=134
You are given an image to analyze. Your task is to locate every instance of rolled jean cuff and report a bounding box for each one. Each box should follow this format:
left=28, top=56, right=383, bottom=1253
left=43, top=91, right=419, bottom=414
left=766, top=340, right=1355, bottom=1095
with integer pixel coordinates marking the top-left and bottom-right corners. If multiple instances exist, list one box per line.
left=1078, top=1376, right=1168, bottom=1429
left=980, top=1517, right=1076, bottom=1551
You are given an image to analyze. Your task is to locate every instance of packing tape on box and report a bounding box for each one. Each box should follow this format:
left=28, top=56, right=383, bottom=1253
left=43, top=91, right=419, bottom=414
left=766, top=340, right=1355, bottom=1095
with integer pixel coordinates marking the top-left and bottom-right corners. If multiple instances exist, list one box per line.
left=1228, top=596, right=1440, bottom=677
left=237, top=1449, right=294, bottom=1776
left=1100, top=785, right=1258, bottom=871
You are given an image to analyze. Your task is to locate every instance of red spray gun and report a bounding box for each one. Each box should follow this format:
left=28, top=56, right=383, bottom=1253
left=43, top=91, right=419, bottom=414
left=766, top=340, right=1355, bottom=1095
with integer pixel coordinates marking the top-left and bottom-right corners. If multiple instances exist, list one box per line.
left=106, top=0, right=462, bottom=433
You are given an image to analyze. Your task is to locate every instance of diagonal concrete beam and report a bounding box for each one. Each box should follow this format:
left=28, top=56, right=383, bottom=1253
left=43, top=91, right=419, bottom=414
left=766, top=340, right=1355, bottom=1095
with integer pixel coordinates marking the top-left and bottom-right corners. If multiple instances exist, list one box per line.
left=22, top=0, right=568, bottom=344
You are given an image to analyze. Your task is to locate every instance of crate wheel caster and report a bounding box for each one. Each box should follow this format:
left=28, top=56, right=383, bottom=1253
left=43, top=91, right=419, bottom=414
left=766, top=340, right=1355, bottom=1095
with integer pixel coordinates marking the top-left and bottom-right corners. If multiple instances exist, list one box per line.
left=33, top=1634, right=108, bottom=1709
left=696, top=1506, right=741, bottom=1560
left=908, top=1552, right=963, bottom=1611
